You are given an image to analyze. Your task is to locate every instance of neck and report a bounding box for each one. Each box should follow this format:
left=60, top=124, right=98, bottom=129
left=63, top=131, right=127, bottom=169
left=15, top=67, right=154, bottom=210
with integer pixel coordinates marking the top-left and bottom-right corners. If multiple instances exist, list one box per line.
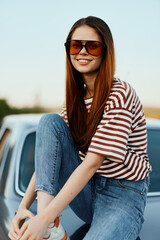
left=82, top=72, right=97, bottom=98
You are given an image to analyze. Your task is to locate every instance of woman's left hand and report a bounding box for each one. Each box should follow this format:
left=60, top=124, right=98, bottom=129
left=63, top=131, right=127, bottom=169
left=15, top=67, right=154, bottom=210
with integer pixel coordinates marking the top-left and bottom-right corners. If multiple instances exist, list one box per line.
left=17, top=215, right=49, bottom=240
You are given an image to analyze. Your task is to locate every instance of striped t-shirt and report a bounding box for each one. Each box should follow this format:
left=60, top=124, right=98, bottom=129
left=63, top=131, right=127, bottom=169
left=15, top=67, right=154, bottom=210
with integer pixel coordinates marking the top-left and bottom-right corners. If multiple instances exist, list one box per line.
left=60, top=78, right=152, bottom=181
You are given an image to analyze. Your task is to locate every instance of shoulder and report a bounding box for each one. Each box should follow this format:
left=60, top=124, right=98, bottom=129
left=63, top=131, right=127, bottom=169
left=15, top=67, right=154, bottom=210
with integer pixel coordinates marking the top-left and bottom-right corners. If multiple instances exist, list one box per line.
left=107, top=78, right=137, bottom=110
left=111, top=78, right=135, bottom=97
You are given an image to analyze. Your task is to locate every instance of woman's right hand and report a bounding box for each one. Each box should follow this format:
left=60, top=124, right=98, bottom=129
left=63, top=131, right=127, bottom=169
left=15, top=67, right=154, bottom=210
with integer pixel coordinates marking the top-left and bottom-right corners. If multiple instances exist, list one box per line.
left=8, top=208, right=34, bottom=240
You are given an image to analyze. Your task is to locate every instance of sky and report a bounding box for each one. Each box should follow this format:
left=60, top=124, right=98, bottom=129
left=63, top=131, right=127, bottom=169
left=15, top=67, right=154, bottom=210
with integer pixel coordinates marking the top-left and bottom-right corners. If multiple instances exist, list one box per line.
left=0, top=0, right=160, bottom=109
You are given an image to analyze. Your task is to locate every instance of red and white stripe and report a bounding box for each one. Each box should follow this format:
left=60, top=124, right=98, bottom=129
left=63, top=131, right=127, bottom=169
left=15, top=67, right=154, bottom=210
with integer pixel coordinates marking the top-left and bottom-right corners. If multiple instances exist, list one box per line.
left=60, top=78, right=152, bottom=181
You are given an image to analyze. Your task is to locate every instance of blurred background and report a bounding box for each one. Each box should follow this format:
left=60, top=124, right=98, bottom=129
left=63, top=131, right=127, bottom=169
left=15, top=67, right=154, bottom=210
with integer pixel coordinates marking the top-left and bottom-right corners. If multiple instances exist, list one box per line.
left=0, top=0, right=160, bottom=123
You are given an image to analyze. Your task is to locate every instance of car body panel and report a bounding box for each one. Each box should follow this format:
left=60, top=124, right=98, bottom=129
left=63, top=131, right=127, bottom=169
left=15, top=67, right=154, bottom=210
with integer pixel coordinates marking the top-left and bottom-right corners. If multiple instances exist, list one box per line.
left=0, top=114, right=160, bottom=239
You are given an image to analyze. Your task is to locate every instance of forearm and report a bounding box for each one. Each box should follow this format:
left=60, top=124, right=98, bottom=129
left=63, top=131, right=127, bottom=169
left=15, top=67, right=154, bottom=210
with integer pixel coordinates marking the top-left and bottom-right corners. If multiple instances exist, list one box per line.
left=18, top=172, right=36, bottom=210
left=40, top=153, right=104, bottom=225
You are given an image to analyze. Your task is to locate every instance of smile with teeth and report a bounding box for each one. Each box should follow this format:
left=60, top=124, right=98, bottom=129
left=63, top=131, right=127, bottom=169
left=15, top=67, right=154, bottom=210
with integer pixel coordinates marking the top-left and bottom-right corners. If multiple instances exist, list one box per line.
left=77, top=59, right=91, bottom=63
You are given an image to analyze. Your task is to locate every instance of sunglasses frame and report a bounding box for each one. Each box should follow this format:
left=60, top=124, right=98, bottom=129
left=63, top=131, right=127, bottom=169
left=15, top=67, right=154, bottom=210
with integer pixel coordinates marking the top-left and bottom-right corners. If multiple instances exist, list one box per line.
left=64, top=39, right=106, bottom=56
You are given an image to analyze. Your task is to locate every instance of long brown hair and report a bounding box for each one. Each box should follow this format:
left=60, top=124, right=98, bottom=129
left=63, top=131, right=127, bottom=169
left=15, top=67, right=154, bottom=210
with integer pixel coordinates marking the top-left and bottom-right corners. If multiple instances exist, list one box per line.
left=65, top=16, right=115, bottom=152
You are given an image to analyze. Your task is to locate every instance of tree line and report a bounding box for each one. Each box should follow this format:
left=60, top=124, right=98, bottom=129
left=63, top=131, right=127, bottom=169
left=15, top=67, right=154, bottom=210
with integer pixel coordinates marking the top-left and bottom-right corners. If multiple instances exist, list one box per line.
left=0, top=98, right=46, bottom=124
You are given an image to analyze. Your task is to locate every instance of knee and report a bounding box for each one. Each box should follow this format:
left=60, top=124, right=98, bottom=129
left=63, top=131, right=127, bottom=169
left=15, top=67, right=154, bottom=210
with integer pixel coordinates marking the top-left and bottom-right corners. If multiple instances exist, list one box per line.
left=37, top=113, right=63, bottom=132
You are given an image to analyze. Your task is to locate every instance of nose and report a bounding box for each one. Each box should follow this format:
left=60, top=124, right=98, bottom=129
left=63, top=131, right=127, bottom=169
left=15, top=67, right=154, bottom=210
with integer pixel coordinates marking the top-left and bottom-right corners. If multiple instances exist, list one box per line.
left=79, top=45, right=88, bottom=54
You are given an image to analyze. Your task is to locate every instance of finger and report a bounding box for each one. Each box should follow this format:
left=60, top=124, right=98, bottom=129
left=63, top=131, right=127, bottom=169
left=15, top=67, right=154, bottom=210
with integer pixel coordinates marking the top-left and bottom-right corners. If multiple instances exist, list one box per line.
left=8, top=231, right=17, bottom=240
left=12, top=221, right=20, bottom=235
left=8, top=232, right=18, bottom=240
left=9, top=224, right=19, bottom=239
left=18, top=230, right=30, bottom=240
left=8, top=232, right=14, bottom=240
left=18, top=221, right=29, bottom=239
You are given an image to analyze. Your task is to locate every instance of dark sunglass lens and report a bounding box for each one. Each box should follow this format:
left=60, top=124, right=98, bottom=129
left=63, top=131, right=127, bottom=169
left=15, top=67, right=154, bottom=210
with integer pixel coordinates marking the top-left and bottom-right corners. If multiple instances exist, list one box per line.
left=86, top=41, right=103, bottom=56
left=70, top=40, right=82, bottom=55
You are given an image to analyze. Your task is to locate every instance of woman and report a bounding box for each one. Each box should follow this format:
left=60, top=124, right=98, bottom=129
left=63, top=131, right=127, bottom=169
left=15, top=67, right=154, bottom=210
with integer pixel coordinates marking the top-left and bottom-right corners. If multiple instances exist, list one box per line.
left=8, top=16, right=151, bottom=240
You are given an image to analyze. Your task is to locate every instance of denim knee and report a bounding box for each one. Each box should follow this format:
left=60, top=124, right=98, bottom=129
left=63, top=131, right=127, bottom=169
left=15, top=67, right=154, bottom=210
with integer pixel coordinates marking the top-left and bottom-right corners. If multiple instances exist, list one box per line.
left=38, top=113, right=62, bottom=132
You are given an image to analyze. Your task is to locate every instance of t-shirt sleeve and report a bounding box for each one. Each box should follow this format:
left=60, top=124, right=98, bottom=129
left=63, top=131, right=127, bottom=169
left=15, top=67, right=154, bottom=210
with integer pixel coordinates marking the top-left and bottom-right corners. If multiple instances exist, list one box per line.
left=88, top=106, right=133, bottom=163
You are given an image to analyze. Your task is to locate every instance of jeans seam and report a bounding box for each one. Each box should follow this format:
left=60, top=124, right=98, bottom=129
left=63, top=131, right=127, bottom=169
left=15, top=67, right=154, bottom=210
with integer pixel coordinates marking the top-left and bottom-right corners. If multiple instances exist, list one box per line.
left=125, top=212, right=142, bottom=240
left=117, top=180, right=144, bottom=196
left=52, top=133, right=61, bottom=194
left=57, top=130, right=75, bottom=148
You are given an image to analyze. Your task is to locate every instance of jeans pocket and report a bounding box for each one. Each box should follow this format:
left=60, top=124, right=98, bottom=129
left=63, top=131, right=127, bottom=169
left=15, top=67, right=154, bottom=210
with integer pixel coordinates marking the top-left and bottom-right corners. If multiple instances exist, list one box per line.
left=95, top=181, right=104, bottom=193
left=117, top=178, right=148, bottom=196
left=95, top=175, right=107, bottom=194
left=117, top=178, right=149, bottom=217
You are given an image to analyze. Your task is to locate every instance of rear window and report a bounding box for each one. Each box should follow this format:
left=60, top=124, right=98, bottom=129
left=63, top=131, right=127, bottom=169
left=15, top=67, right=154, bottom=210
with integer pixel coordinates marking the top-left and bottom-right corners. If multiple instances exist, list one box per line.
left=19, top=132, right=35, bottom=192
left=147, top=129, right=160, bottom=192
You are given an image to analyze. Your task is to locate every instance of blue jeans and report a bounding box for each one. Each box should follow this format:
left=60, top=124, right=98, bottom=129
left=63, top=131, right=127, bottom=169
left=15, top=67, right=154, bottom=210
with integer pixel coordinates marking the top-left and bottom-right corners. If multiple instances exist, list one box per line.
left=35, top=113, right=149, bottom=240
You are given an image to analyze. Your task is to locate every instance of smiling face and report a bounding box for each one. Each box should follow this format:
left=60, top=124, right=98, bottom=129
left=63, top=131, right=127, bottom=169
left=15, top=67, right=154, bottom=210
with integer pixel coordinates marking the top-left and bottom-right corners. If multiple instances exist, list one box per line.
left=70, top=25, right=103, bottom=81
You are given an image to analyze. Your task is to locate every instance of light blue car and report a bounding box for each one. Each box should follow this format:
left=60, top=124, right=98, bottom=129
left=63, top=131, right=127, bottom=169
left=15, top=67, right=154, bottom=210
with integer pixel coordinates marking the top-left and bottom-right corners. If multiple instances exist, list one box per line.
left=139, top=118, right=160, bottom=240
left=0, top=115, right=160, bottom=240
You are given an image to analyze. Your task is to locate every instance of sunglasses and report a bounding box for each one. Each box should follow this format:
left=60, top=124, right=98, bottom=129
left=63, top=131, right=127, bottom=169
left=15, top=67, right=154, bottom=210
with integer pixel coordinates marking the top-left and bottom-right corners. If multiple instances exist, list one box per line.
left=64, top=40, right=105, bottom=56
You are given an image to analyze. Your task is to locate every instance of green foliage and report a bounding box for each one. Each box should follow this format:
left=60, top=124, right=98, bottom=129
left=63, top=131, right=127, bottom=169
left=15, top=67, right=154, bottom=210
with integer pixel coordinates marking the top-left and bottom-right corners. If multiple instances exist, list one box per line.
left=0, top=99, right=12, bottom=123
left=0, top=99, right=46, bottom=124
